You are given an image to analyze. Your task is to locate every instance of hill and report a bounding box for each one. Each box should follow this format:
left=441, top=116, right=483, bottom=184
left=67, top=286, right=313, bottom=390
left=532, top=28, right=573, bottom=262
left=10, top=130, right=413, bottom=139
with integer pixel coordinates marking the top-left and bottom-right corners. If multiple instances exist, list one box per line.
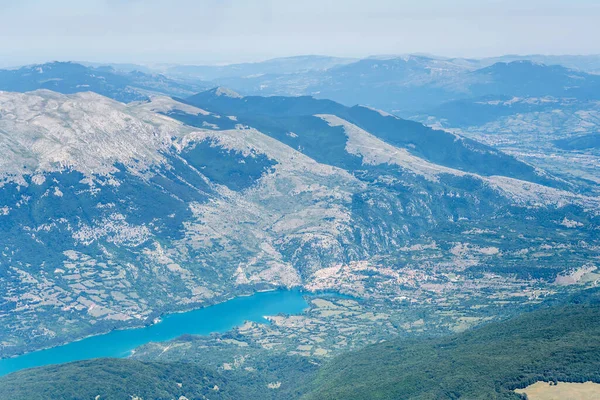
left=0, top=356, right=318, bottom=400
left=304, top=292, right=600, bottom=399
left=554, top=133, right=600, bottom=151
left=181, top=87, right=556, bottom=185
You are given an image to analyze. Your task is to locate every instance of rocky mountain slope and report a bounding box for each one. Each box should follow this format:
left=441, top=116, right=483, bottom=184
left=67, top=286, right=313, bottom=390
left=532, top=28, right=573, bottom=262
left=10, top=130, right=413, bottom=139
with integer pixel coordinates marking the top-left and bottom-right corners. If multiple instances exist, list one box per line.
left=151, top=56, right=600, bottom=194
left=0, top=88, right=598, bottom=362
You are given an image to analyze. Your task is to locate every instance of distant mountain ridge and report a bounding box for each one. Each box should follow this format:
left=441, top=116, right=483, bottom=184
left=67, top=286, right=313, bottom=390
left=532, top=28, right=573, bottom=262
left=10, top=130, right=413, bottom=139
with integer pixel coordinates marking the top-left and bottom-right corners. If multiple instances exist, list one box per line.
left=165, top=55, right=357, bottom=81
left=183, top=56, right=600, bottom=115
left=0, top=61, right=208, bottom=102
left=469, top=60, right=600, bottom=99
left=4, top=55, right=600, bottom=117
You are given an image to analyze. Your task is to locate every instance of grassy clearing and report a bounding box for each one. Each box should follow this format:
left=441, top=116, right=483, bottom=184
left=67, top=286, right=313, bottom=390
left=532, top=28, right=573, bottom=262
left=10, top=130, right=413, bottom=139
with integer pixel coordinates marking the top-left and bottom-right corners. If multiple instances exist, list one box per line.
left=515, top=381, right=600, bottom=400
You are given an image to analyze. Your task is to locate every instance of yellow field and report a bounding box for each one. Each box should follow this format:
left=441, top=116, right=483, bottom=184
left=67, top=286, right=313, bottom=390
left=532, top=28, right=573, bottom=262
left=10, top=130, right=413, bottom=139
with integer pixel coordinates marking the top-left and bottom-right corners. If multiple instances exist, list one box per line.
left=515, top=381, right=600, bottom=400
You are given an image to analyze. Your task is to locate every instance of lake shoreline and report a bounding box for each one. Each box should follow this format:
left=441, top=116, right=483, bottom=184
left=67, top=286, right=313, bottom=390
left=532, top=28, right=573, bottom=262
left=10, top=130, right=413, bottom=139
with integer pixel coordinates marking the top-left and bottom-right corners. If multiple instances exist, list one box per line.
left=0, top=286, right=353, bottom=362
left=0, top=286, right=291, bottom=362
left=0, top=288, right=310, bottom=377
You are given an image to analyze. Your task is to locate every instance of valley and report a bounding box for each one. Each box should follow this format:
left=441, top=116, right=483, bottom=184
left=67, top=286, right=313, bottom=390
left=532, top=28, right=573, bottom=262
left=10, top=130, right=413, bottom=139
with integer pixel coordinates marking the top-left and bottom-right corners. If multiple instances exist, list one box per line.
left=0, top=54, right=599, bottom=399
left=0, top=290, right=307, bottom=377
left=416, top=97, right=600, bottom=192
left=3, top=289, right=600, bottom=399
left=1, top=89, right=598, bottom=359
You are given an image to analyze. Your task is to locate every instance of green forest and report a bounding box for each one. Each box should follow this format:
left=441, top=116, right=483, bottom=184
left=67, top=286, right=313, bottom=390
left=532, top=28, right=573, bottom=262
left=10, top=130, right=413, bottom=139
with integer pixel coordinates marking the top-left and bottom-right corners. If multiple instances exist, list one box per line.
left=2, top=290, right=600, bottom=400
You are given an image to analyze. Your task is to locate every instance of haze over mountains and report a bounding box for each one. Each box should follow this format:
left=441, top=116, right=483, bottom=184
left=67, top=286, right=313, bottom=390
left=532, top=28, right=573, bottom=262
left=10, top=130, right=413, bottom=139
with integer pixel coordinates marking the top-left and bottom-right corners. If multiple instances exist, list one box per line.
left=5, top=54, right=600, bottom=114
left=172, top=55, right=600, bottom=115
left=0, top=53, right=599, bottom=399
left=0, top=62, right=208, bottom=103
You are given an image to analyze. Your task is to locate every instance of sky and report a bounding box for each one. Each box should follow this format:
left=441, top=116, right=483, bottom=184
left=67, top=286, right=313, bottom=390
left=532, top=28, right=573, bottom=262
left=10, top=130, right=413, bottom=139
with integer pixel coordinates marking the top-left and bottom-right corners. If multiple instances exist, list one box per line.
left=1, top=0, right=599, bottom=67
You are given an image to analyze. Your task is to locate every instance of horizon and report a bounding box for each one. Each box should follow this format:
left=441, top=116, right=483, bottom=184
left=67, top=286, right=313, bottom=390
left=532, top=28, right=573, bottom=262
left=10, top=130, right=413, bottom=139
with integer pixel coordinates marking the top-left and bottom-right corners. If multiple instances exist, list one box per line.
left=2, top=0, right=600, bottom=67
left=3, top=52, right=600, bottom=70
left=1, top=1, right=600, bottom=397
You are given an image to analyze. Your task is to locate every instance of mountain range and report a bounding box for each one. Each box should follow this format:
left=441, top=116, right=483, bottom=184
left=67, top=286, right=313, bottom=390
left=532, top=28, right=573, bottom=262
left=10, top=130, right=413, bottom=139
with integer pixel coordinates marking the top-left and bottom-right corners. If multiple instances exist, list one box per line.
left=190, top=57, right=600, bottom=116
left=0, top=55, right=599, bottom=398
left=0, top=62, right=208, bottom=103
left=0, top=84, right=597, bottom=355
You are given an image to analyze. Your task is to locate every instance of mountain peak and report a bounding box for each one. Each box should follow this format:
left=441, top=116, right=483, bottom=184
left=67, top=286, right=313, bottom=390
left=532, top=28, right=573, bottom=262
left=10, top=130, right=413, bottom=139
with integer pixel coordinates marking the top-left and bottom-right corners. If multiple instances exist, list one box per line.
left=480, top=60, right=554, bottom=73
left=29, top=61, right=87, bottom=70
left=211, top=86, right=243, bottom=99
left=0, top=90, right=182, bottom=183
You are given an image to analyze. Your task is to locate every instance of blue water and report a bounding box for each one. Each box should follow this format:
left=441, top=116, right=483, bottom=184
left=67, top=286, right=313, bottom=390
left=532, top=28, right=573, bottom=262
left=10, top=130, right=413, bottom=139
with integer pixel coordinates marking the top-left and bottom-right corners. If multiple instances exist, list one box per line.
left=0, top=289, right=308, bottom=377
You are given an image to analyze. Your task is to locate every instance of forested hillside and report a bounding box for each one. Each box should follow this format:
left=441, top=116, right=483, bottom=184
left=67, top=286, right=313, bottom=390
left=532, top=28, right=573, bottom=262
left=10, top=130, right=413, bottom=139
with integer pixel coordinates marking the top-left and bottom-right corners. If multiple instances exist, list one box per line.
left=304, top=290, right=600, bottom=399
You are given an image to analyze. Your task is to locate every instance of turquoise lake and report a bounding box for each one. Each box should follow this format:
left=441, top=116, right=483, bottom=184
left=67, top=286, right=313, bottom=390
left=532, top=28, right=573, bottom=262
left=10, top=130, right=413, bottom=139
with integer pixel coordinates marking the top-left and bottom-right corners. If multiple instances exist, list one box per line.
left=0, top=289, right=308, bottom=377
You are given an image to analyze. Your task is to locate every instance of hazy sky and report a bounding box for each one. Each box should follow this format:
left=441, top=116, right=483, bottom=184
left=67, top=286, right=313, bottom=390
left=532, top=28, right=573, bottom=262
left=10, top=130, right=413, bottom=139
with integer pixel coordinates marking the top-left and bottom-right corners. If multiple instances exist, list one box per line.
left=1, top=0, right=599, bottom=66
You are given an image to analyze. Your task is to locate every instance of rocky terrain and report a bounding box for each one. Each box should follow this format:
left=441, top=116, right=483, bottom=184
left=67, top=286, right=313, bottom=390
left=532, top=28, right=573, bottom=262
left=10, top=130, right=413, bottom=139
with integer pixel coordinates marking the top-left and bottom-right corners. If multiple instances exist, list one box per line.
left=0, top=87, right=598, bottom=362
